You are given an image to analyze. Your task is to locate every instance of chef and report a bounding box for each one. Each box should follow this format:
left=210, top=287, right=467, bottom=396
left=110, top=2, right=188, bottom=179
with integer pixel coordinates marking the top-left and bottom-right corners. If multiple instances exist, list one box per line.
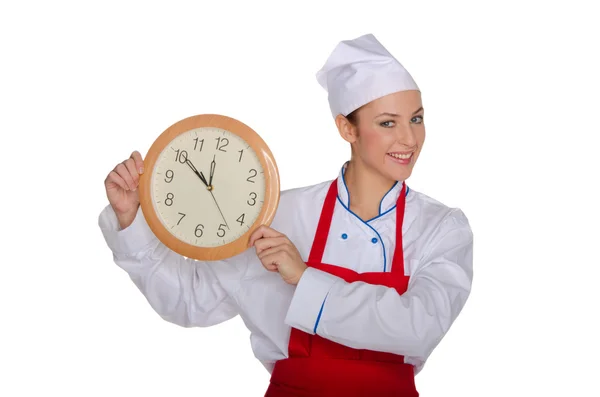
left=99, top=33, right=474, bottom=396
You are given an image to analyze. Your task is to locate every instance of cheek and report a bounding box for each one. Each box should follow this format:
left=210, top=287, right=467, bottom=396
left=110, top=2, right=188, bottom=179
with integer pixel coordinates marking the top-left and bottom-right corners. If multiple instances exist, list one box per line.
left=415, top=130, right=426, bottom=153
left=417, top=129, right=426, bottom=145
left=358, top=128, right=390, bottom=154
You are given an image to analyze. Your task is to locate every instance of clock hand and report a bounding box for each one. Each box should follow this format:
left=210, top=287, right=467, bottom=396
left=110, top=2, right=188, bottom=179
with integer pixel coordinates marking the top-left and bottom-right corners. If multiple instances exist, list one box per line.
left=209, top=190, right=229, bottom=229
left=209, top=154, right=216, bottom=187
left=185, top=159, right=209, bottom=187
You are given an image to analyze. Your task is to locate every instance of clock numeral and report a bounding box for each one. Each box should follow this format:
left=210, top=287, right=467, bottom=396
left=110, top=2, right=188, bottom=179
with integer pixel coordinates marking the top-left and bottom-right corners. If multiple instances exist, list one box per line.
left=217, top=223, right=227, bottom=238
left=247, top=168, right=257, bottom=183
left=247, top=192, right=257, bottom=206
left=238, top=149, right=244, bottom=162
left=165, top=169, right=174, bottom=183
left=175, top=149, right=188, bottom=164
left=215, top=137, right=229, bottom=152
left=165, top=192, right=174, bottom=206
left=237, top=213, right=245, bottom=226
left=177, top=212, right=186, bottom=225
left=195, top=224, right=204, bottom=238
left=193, top=138, right=204, bottom=151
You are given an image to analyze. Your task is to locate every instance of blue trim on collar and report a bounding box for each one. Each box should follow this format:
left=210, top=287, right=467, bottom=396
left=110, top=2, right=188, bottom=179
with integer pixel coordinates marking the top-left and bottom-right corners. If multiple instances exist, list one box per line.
left=342, top=165, right=351, bottom=209
left=379, top=181, right=398, bottom=215
left=366, top=185, right=409, bottom=222
left=366, top=205, right=396, bottom=223
left=338, top=163, right=410, bottom=222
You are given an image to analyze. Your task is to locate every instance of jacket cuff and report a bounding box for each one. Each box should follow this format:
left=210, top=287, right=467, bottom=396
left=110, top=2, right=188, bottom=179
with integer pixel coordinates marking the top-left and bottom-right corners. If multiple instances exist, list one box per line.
left=284, top=267, right=340, bottom=334
left=98, top=205, right=158, bottom=255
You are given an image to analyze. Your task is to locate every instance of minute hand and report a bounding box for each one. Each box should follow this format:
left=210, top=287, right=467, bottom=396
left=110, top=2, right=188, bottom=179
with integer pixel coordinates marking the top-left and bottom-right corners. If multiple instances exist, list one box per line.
left=209, top=190, right=229, bottom=229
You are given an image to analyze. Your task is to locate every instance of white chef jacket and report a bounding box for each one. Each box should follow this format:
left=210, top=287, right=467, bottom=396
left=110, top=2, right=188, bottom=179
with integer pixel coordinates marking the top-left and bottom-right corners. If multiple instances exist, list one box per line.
left=98, top=162, right=474, bottom=375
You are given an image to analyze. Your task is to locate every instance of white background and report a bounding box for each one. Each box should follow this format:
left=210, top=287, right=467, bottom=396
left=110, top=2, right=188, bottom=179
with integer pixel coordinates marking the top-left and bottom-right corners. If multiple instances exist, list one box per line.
left=1, top=1, right=599, bottom=396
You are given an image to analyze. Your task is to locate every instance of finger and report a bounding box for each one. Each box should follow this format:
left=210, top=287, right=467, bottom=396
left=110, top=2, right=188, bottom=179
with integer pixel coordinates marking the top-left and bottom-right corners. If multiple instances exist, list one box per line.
left=105, top=170, right=129, bottom=191
left=115, top=163, right=135, bottom=191
left=254, top=236, right=289, bottom=255
left=249, top=225, right=269, bottom=247
left=248, top=225, right=284, bottom=247
left=123, top=158, right=140, bottom=190
left=258, top=245, right=286, bottom=261
left=259, top=252, right=280, bottom=272
left=131, top=150, right=144, bottom=174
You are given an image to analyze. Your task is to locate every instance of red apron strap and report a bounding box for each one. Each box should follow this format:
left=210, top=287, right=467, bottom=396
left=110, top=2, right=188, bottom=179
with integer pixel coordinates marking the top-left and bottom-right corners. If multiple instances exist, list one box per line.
left=390, top=182, right=407, bottom=275
left=307, top=180, right=338, bottom=263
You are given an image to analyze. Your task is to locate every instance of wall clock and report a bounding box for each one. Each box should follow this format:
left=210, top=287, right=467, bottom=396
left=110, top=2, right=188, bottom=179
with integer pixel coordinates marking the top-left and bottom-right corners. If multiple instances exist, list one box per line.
left=138, top=114, right=280, bottom=261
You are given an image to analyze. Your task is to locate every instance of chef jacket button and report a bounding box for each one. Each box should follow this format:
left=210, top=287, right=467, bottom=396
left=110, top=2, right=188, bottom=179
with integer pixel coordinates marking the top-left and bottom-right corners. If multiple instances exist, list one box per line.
left=342, top=233, right=348, bottom=239
left=371, top=237, right=378, bottom=244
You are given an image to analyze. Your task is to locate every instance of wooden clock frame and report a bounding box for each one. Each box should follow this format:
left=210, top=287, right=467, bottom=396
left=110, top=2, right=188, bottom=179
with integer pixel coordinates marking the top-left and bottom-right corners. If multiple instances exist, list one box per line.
left=138, top=114, right=280, bottom=261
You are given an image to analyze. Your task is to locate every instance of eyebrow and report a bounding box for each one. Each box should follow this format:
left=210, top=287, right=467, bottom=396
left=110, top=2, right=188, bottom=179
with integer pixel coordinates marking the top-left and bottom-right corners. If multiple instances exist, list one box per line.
left=377, top=107, right=424, bottom=118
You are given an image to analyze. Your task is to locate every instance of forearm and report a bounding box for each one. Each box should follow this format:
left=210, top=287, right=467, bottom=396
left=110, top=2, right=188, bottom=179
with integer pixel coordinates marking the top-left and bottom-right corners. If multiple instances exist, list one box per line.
left=285, top=215, right=474, bottom=358
left=121, top=244, right=241, bottom=327
left=99, top=204, right=242, bottom=328
left=290, top=268, right=468, bottom=357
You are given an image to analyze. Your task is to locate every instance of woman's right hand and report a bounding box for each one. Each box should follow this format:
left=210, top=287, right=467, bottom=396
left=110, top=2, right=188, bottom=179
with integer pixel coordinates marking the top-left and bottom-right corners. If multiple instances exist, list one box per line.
left=104, top=150, right=145, bottom=229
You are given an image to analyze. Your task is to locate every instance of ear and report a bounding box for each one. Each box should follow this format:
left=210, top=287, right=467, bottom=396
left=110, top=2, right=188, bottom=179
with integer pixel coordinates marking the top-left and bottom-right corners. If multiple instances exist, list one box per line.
left=335, top=114, right=359, bottom=144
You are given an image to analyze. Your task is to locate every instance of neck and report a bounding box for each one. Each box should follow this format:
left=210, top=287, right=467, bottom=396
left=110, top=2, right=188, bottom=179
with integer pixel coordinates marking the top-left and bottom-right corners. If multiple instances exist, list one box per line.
left=343, top=159, right=397, bottom=220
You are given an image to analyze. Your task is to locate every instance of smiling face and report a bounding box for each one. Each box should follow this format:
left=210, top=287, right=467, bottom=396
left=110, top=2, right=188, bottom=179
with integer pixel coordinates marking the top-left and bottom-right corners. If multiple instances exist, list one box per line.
left=336, top=89, right=425, bottom=182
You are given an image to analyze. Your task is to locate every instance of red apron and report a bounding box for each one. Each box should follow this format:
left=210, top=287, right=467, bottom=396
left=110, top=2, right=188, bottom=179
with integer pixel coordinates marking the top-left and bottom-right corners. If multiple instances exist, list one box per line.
left=265, top=180, right=419, bottom=397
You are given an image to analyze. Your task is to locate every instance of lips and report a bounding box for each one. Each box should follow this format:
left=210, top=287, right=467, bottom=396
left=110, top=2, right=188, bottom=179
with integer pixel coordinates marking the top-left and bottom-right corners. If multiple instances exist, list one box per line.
left=387, top=152, right=413, bottom=160
left=387, top=151, right=413, bottom=164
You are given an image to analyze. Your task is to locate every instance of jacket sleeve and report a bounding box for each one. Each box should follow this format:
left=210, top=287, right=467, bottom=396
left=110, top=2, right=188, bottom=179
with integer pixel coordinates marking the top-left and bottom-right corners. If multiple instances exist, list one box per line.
left=284, top=208, right=474, bottom=358
left=98, top=204, right=249, bottom=328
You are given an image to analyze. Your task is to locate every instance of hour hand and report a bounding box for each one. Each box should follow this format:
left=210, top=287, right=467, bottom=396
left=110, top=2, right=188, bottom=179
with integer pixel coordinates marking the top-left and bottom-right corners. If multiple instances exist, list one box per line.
left=185, top=159, right=209, bottom=187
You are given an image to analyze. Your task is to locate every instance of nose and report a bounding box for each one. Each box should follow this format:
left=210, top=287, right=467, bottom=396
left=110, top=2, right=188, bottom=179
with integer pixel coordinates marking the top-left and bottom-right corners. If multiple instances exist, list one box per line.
left=394, top=123, right=417, bottom=148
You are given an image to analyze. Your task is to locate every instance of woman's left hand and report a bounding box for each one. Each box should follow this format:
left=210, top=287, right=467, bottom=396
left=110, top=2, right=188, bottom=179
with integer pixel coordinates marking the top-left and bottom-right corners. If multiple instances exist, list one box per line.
left=248, top=225, right=308, bottom=285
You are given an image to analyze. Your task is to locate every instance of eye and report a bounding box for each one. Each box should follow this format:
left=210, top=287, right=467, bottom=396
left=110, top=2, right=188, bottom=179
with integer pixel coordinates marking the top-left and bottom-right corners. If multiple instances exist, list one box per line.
left=380, top=120, right=395, bottom=128
left=411, top=115, right=424, bottom=124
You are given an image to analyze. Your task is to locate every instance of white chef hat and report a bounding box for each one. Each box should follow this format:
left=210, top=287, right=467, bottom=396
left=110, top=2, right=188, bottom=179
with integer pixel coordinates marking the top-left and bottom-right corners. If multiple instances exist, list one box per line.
left=316, top=33, right=420, bottom=119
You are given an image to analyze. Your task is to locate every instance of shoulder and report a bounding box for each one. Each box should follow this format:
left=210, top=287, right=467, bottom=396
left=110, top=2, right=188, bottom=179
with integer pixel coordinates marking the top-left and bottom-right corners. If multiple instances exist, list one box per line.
left=409, top=187, right=470, bottom=221
left=405, top=186, right=473, bottom=240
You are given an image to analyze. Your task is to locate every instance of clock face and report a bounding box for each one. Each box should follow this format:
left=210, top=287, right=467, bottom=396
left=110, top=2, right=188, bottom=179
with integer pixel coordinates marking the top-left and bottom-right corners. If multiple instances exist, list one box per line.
left=150, top=127, right=266, bottom=248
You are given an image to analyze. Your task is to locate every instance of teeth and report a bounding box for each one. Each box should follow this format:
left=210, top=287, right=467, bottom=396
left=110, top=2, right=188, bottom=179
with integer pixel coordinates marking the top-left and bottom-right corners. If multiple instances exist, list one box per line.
left=388, top=153, right=412, bottom=159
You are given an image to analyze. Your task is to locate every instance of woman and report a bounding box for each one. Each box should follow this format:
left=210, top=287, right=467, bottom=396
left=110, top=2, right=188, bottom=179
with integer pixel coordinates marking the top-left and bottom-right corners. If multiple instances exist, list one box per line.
left=99, top=33, right=474, bottom=396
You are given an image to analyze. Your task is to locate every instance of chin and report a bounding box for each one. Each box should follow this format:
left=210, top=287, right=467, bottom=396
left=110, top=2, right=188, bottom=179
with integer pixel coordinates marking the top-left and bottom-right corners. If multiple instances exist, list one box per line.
left=382, top=157, right=414, bottom=181
left=390, top=169, right=412, bottom=182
